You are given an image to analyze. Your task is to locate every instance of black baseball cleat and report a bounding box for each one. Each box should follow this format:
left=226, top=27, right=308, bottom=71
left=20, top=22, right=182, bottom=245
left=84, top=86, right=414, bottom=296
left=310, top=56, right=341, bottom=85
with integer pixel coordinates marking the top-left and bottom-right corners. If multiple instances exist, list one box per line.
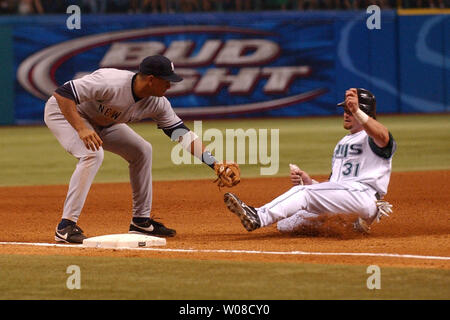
left=129, top=218, right=176, bottom=237
left=224, top=193, right=261, bottom=231
left=55, top=224, right=87, bottom=244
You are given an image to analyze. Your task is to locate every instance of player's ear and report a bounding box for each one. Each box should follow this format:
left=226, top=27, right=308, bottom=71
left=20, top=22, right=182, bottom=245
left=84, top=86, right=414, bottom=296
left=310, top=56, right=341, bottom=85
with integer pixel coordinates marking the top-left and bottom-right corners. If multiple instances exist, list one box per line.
left=138, top=73, right=152, bottom=85
left=147, top=75, right=156, bottom=86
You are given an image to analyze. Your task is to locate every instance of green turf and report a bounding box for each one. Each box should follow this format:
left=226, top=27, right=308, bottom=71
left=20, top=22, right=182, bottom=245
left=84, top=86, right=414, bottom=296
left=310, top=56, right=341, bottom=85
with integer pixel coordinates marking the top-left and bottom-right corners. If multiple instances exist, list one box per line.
left=0, top=114, right=449, bottom=186
left=0, top=254, right=448, bottom=300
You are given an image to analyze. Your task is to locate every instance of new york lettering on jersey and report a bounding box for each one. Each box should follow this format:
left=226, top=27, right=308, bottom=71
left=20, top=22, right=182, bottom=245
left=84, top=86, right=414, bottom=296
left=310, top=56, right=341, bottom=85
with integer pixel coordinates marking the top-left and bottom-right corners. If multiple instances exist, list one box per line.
left=98, top=104, right=122, bottom=120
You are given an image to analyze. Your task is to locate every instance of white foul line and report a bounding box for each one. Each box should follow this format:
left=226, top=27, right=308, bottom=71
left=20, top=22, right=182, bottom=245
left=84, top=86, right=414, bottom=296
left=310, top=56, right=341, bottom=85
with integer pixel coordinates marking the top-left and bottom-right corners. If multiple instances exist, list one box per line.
left=0, top=241, right=449, bottom=261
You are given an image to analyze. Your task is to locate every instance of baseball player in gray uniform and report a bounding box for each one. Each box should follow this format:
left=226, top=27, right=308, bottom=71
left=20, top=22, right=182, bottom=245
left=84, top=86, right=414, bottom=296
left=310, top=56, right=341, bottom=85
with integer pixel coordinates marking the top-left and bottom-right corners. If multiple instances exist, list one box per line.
left=224, top=88, right=395, bottom=234
left=45, top=55, right=226, bottom=243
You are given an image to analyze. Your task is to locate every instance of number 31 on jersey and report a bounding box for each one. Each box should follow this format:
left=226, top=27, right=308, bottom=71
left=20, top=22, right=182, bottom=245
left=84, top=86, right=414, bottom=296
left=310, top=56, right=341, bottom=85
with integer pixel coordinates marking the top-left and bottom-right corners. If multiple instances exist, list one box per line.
left=342, top=162, right=361, bottom=177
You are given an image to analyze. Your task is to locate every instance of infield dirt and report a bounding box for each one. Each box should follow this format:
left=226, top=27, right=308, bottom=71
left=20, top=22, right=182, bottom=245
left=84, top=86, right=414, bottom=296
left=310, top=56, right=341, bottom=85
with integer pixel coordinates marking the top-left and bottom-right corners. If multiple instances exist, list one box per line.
left=0, top=170, right=449, bottom=269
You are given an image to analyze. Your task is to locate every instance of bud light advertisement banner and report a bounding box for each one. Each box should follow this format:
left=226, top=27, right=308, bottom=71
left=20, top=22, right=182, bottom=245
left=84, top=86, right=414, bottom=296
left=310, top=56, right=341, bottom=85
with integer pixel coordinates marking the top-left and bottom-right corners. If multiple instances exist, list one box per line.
left=8, top=11, right=449, bottom=124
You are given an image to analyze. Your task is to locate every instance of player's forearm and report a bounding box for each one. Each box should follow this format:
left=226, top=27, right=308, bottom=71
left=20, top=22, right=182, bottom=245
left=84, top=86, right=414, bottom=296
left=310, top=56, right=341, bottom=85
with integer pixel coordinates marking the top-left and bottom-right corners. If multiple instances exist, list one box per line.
left=187, top=138, right=205, bottom=157
left=189, top=139, right=217, bottom=169
left=53, top=93, right=88, bottom=133
left=362, top=118, right=390, bottom=148
left=176, top=129, right=216, bottom=169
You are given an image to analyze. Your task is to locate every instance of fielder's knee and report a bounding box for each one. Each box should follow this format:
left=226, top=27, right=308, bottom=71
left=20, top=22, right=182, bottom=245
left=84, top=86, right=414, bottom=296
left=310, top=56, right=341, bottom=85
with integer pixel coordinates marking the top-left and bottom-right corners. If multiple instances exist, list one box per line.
left=79, top=149, right=104, bottom=169
left=130, top=141, right=152, bottom=164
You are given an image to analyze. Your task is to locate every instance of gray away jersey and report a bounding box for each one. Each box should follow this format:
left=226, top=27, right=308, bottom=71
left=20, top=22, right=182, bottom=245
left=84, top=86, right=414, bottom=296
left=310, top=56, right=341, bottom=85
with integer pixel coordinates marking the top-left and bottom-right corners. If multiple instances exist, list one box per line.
left=55, top=68, right=182, bottom=129
left=329, top=130, right=396, bottom=197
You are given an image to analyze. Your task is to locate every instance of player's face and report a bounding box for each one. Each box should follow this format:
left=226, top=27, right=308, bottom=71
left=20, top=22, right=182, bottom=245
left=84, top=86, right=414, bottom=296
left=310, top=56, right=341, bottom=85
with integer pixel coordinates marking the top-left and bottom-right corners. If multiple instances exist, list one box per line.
left=147, top=76, right=171, bottom=97
left=343, top=108, right=362, bottom=133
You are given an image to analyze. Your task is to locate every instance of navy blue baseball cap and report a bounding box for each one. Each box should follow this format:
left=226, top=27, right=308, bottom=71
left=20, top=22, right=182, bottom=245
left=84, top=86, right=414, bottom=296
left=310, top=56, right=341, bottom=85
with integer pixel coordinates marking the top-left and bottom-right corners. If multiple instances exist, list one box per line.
left=139, top=55, right=183, bottom=82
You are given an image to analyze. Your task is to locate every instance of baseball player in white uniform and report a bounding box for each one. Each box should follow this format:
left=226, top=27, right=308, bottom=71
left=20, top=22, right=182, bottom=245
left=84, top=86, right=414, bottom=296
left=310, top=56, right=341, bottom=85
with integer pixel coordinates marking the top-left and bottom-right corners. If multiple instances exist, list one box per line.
left=224, top=88, right=395, bottom=234
left=45, top=55, right=223, bottom=243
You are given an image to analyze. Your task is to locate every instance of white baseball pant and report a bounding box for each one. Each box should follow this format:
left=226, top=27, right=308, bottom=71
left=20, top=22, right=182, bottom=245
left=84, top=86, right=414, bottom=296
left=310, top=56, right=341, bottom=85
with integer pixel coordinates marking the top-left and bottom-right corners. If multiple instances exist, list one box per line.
left=256, top=181, right=379, bottom=231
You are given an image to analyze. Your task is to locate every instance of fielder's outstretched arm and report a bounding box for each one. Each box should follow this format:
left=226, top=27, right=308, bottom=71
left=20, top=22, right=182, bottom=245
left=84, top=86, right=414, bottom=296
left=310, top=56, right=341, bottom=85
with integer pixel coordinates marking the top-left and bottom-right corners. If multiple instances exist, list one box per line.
left=161, top=123, right=216, bottom=169
left=161, top=123, right=240, bottom=187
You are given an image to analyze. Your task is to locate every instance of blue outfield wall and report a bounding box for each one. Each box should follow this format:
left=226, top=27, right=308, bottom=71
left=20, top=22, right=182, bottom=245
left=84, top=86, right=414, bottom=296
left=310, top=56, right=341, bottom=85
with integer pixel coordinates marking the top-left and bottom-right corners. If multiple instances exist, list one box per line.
left=0, top=11, right=448, bottom=125
left=0, top=26, right=14, bottom=125
left=397, top=14, right=449, bottom=113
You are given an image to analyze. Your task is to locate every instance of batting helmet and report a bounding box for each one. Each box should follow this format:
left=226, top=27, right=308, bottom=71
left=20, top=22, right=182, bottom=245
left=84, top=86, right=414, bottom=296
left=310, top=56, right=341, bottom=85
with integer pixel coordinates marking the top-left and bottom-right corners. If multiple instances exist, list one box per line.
left=337, top=88, right=377, bottom=119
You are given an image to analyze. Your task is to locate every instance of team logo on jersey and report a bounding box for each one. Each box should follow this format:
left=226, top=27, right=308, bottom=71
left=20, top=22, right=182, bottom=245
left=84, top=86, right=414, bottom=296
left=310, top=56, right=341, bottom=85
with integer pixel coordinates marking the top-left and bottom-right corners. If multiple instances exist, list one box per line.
left=334, top=143, right=363, bottom=158
left=17, top=26, right=327, bottom=118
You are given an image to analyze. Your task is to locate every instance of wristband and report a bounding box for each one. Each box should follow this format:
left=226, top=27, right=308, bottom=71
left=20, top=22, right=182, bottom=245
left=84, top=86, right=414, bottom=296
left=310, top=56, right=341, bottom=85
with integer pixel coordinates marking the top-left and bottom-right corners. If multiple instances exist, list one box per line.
left=353, top=109, right=369, bottom=124
left=201, top=150, right=216, bottom=169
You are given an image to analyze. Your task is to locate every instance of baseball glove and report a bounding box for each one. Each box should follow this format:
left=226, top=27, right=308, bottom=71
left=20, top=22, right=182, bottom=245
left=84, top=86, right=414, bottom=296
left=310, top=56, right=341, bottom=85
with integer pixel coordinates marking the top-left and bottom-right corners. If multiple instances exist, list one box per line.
left=213, top=162, right=240, bottom=188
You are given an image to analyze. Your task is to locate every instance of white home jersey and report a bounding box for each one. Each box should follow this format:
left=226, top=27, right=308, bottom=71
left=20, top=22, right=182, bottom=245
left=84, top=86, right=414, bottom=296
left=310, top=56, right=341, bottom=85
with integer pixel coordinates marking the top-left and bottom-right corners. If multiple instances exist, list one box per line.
left=54, top=68, right=181, bottom=129
left=329, top=130, right=396, bottom=197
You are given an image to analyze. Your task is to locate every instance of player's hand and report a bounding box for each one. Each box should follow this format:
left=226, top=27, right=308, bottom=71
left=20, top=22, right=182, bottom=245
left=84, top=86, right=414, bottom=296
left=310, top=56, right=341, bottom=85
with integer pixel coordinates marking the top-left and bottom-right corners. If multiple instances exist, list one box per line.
left=290, top=171, right=304, bottom=185
left=289, top=164, right=313, bottom=185
left=78, top=128, right=103, bottom=151
left=345, top=88, right=359, bottom=114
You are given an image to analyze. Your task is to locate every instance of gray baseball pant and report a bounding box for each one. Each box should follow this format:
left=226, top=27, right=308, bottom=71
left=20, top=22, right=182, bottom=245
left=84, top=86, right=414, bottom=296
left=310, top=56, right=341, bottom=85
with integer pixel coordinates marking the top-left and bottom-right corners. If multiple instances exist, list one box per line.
left=44, top=101, right=152, bottom=223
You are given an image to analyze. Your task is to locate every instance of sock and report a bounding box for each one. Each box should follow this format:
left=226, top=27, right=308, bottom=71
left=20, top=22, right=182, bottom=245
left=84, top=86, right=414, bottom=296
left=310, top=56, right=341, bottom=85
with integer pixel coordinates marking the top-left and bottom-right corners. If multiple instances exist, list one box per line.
left=132, top=217, right=150, bottom=225
left=58, top=219, right=76, bottom=230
